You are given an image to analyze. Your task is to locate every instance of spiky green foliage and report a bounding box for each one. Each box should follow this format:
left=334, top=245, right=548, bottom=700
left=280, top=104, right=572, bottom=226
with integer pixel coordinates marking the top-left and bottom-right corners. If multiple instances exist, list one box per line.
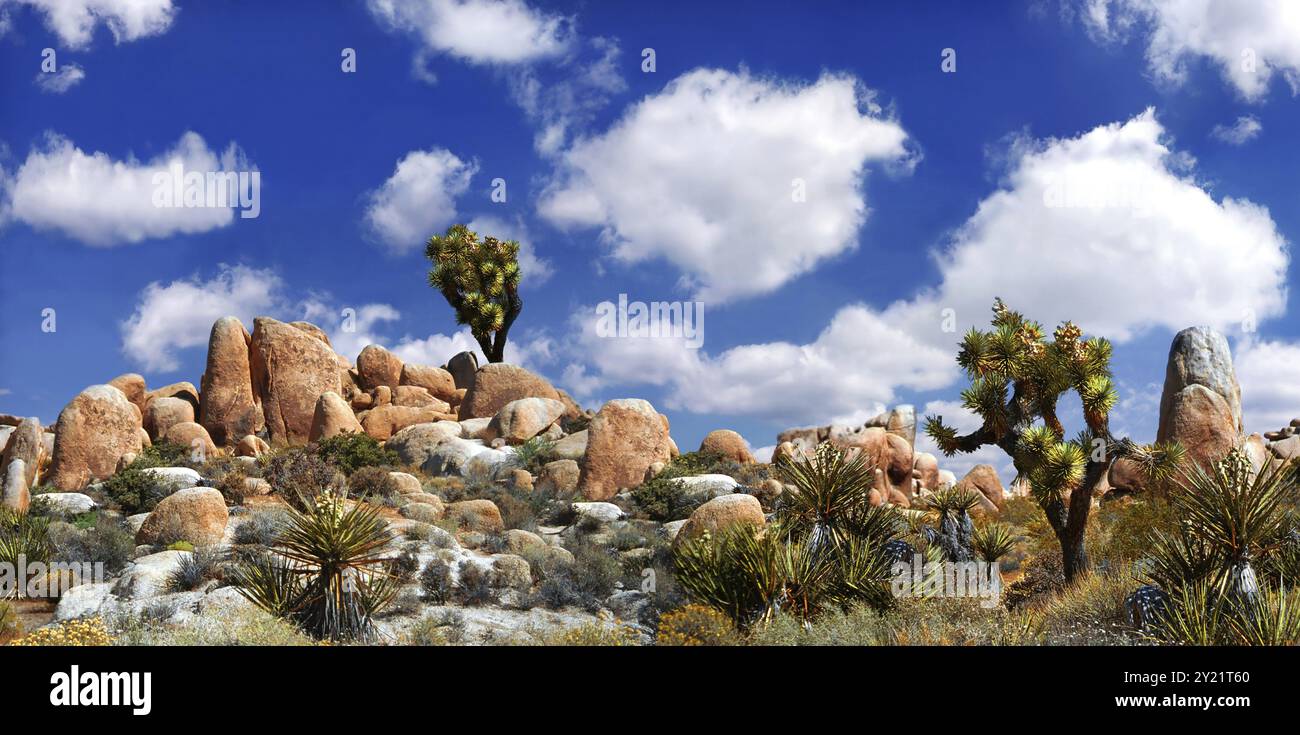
left=1146, top=448, right=1297, bottom=603
left=924, top=485, right=982, bottom=516
left=232, top=493, right=398, bottom=642
left=0, top=508, right=50, bottom=568
left=425, top=223, right=522, bottom=363
left=923, top=299, right=1183, bottom=581
left=972, top=522, right=1018, bottom=563
left=675, top=443, right=900, bottom=629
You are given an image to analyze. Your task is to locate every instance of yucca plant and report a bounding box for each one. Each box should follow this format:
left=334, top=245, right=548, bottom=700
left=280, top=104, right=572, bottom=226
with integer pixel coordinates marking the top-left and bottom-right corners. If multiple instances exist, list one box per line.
left=232, top=493, right=398, bottom=642
left=972, top=522, right=1018, bottom=564
left=425, top=223, right=522, bottom=363
left=677, top=443, right=901, bottom=629
left=1167, top=448, right=1295, bottom=608
left=925, top=299, right=1184, bottom=582
left=0, top=508, right=50, bottom=568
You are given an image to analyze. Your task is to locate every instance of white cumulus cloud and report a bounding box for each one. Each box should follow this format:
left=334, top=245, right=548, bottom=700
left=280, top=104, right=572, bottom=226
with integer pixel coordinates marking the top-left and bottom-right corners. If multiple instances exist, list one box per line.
left=365, top=0, right=572, bottom=66
left=1210, top=115, right=1262, bottom=145
left=121, top=265, right=283, bottom=373
left=561, top=302, right=953, bottom=425
left=1235, top=338, right=1300, bottom=435
left=34, top=62, right=84, bottom=93
left=538, top=68, right=915, bottom=303
left=883, top=108, right=1288, bottom=346
left=4, top=131, right=251, bottom=246
left=2, top=0, right=175, bottom=48
left=1081, top=0, right=1300, bottom=101
left=363, top=147, right=477, bottom=253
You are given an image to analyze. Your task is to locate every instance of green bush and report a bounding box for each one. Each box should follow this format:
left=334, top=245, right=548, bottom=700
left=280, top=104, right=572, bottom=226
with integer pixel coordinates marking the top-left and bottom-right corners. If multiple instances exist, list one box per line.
left=102, top=467, right=173, bottom=513
left=315, top=432, right=398, bottom=475
left=48, top=516, right=134, bottom=573
left=261, top=447, right=345, bottom=511
left=630, top=477, right=699, bottom=522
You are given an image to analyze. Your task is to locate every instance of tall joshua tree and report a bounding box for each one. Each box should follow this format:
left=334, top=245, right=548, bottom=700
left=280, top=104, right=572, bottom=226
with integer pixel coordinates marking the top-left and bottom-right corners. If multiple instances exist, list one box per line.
left=924, top=299, right=1183, bottom=582
left=425, top=224, right=522, bottom=363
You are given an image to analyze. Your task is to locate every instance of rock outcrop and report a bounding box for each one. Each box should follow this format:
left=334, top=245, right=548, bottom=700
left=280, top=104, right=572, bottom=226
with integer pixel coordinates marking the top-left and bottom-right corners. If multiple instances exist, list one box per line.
left=198, top=316, right=263, bottom=446
left=1156, top=327, right=1241, bottom=471
left=249, top=317, right=342, bottom=445
left=49, top=385, right=144, bottom=491
left=578, top=399, right=673, bottom=501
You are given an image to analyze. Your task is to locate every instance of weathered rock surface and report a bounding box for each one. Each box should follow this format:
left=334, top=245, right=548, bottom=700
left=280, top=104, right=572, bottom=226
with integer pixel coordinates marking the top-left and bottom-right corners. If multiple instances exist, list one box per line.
left=308, top=391, right=364, bottom=441
left=250, top=317, right=342, bottom=445
left=579, top=399, right=673, bottom=501
left=698, top=429, right=754, bottom=463
left=136, top=487, right=229, bottom=546
left=357, top=344, right=404, bottom=390
left=458, top=363, right=560, bottom=420
left=49, top=385, right=144, bottom=490
left=674, top=494, right=765, bottom=546
left=198, top=316, right=263, bottom=446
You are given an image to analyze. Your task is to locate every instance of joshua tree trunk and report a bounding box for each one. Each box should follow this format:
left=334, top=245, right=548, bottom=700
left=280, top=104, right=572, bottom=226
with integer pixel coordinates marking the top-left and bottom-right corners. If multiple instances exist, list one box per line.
left=1040, top=459, right=1110, bottom=583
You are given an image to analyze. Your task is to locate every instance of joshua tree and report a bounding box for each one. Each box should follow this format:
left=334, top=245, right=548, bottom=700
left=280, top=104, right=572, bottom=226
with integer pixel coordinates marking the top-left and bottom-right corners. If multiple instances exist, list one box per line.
left=924, top=299, right=1183, bottom=583
left=424, top=224, right=522, bottom=363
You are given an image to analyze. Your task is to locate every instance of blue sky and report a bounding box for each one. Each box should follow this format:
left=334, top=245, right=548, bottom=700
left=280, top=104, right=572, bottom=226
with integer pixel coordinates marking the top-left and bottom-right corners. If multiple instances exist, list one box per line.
left=2, top=0, right=1299, bottom=478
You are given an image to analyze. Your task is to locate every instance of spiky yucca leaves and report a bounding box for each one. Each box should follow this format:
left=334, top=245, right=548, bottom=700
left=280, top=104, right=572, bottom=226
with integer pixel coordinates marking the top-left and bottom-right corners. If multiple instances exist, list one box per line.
left=0, top=508, right=50, bottom=568
left=923, top=299, right=1183, bottom=582
left=678, top=444, right=901, bottom=629
left=425, top=223, right=522, bottom=363
left=1156, top=580, right=1300, bottom=645
left=775, top=442, right=893, bottom=556
left=232, top=493, right=398, bottom=642
left=673, top=524, right=895, bottom=630
left=1150, top=448, right=1297, bottom=608
left=972, top=522, right=1018, bottom=563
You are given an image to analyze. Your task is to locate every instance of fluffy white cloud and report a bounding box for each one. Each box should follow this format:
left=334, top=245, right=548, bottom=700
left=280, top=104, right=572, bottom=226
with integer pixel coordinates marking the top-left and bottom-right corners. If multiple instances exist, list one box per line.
left=465, top=215, right=552, bottom=285
left=121, top=265, right=282, bottom=373
left=556, top=108, right=1290, bottom=433
left=391, top=328, right=552, bottom=369
left=1082, top=0, right=1300, bottom=100
left=4, top=131, right=251, bottom=246
left=1211, top=115, right=1262, bottom=145
left=538, top=68, right=914, bottom=303
left=2, top=0, right=175, bottom=48
left=1235, top=338, right=1300, bottom=434
left=364, top=147, right=476, bottom=252
left=562, top=302, right=953, bottom=425
left=366, top=0, right=571, bottom=66
left=509, top=36, right=626, bottom=155
left=300, top=300, right=402, bottom=363
left=884, top=108, right=1288, bottom=346
left=34, top=63, right=84, bottom=93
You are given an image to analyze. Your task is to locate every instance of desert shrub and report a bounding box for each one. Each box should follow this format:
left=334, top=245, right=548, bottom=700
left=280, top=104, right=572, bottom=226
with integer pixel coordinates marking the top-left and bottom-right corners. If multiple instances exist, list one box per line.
left=420, top=559, right=455, bottom=604
left=749, top=597, right=1032, bottom=646
left=47, top=517, right=134, bottom=573
left=347, top=466, right=400, bottom=501
left=131, top=441, right=193, bottom=469
left=110, top=605, right=315, bottom=646
left=166, top=541, right=195, bottom=552
left=232, top=508, right=287, bottom=547
left=1089, top=495, right=1179, bottom=569
left=0, top=508, right=50, bottom=567
left=315, top=432, right=398, bottom=475
left=512, top=437, right=555, bottom=474
left=1003, top=550, right=1065, bottom=611
left=631, top=476, right=698, bottom=522
left=389, top=586, right=423, bottom=616
left=165, top=547, right=224, bottom=593
left=425, top=475, right=468, bottom=502
left=656, top=604, right=740, bottom=646
left=9, top=617, right=114, bottom=646
left=1031, top=570, right=1143, bottom=645
left=102, top=467, right=174, bottom=513
left=486, top=487, right=543, bottom=532
left=456, top=563, right=494, bottom=606
left=529, top=540, right=620, bottom=612
left=404, top=613, right=452, bottom=646
left=610, top=526, right=647, bottom=552
left=230, top=493, right=397, bottom=642
left=544, top=621, right=640, bottom=646
left=202, top=457, right=251, bottom=505
left=389, top=547, right=420, bottom=583
left=0, top=600, right=17, bottom=643
left=262, top=447, right=346, bottom=511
